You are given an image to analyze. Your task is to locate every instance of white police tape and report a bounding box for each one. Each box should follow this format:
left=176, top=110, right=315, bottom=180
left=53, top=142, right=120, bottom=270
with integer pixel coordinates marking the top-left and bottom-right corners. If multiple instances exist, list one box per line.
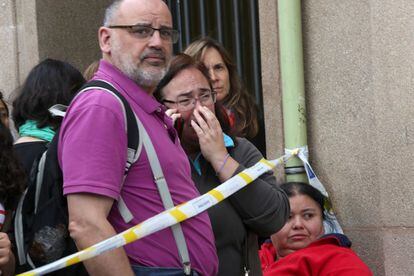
left=18, top=152, right=294, bottom=276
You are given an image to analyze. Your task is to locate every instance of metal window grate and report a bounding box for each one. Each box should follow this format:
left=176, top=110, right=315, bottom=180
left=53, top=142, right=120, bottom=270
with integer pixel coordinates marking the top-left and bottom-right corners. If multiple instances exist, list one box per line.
left=166, top=0, right=266, bottom=154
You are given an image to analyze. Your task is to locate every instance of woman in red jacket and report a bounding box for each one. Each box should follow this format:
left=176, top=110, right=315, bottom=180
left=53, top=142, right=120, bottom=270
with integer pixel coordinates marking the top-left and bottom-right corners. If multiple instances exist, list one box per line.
left=260, top=182, right=373, bottom=276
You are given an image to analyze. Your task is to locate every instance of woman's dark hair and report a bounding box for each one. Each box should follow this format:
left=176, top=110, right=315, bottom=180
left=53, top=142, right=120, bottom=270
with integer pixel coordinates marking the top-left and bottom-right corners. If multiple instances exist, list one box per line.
left=12, top=58, right=86, bottom=130
left=280, top=182, right=327, bottom=220
left=185, top=37, right=259, bottom=138
left=154, top=53, right=232, bottom=135
left=0, top=120, right=25, bottom=207
left=0, top=91, right=9, bottom=117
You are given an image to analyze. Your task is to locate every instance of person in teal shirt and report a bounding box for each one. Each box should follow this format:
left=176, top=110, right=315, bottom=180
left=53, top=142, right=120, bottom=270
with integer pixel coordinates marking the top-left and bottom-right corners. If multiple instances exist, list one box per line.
left=12, top=58, right=85, bottom=178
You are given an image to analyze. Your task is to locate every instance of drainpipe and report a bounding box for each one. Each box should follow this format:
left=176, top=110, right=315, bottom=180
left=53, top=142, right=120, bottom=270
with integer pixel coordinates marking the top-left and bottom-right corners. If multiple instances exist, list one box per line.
left=278, top=0, right=308, bottom=182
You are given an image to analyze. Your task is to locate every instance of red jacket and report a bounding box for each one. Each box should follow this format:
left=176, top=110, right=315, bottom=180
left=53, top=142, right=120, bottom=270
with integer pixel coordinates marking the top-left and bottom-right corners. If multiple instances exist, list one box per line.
left=259, top=234, right=373, bottom=276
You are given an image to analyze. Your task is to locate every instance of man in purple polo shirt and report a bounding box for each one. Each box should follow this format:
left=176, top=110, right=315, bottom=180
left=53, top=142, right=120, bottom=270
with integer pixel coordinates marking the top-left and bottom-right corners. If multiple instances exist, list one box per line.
left=58, top=0, right=218, bottom=275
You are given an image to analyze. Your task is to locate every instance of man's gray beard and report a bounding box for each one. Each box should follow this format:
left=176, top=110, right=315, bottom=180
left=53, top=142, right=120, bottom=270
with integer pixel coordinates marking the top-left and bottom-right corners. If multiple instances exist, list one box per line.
left=132, top=66, right=166, bottom=89
left=115, top=54, right=166, bottom=89
left=111, top=39, right=166, bottom=89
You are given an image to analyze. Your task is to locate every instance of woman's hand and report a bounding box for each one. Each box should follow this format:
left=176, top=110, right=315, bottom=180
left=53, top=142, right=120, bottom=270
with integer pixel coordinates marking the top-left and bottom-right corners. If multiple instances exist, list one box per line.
left=191, top=106, right=228, bottom=166
left=165, top=108, right=181, bottom=124
left=191, top=106, right=239, bottom=181
left=0, top=232, right=11, bottom=266
left=0, top=232, right=14, bottom=276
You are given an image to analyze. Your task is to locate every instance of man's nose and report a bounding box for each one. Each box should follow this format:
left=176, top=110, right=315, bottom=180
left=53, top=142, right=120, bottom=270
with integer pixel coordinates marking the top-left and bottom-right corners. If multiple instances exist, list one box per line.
left=148, top=30, right=163, bottom=47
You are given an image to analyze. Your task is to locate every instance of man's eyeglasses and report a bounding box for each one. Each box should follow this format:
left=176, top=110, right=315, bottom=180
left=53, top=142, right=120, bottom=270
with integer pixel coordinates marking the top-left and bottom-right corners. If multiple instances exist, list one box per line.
left=108, top=24, right=179, bottom=43
left=163, top=89, right=217, bottom=111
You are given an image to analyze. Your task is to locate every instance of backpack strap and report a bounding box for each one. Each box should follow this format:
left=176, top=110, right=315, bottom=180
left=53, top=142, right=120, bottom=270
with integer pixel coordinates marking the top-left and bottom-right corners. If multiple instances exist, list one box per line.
left=74, top=80, right=142, bottom=172
left=136, top=115, right=191, bottom=275
left=14, top=80, right=142, bottom=268
left=81, top=80, right=191, bottom=273
left=34, top=151, right=48, bottom=214
left=48, top=104, right=67, bottom=118
left=14, top=187, right=29, bottom=265
left=72, top=80, right=141, bottom=223
left=57, top=80, right=191, bottom=273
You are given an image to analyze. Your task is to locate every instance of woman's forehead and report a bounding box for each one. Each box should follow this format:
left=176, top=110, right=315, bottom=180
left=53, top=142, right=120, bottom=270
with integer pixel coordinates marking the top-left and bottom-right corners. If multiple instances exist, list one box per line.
left=164, top=68, right=210, bottom=96
left=289, top=194, right=321, bottom=212
left=202, top=47, right=224, bottom=65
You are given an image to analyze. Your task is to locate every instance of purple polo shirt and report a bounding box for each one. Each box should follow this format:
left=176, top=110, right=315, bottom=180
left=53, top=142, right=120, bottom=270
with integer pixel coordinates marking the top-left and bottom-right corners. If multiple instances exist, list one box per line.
left=58, top=60, right=218, bottom=275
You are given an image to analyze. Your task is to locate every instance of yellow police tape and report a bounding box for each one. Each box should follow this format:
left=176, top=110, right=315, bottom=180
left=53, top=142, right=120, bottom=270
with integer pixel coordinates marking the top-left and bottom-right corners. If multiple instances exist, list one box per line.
left=18, top=152, right=295, bottom=276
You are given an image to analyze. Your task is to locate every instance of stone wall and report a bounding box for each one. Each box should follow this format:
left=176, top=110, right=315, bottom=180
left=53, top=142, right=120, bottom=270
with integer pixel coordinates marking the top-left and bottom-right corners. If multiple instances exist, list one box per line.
left=35, top=0, right=112, bottom=72
left=0, top=0, right=110, bottom=103
left=0, top=0, right=22, bottom=100
left=259, top=1, right=414, bottom=275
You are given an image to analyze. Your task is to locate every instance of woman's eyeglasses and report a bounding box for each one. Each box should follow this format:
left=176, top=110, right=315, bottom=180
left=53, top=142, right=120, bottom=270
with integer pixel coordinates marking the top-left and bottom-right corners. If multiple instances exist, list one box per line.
left=163, top=89, right=217, bottom=111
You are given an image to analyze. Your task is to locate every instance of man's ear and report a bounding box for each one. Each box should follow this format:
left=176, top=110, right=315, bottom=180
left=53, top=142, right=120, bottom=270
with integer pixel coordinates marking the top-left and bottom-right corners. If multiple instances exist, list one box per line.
left=99, top=27, right=112, bottom=54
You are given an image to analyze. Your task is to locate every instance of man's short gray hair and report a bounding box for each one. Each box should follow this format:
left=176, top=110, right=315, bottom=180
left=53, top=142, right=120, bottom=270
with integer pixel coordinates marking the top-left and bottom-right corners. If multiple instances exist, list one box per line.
left=103, top=0, right=124, bottom=26
left=103, top=0, right=169, bottom=26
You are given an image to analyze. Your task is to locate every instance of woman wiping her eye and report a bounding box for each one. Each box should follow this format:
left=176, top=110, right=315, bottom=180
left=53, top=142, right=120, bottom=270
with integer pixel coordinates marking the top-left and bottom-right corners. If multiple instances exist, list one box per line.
left=155, top=54, right=290, bottom=276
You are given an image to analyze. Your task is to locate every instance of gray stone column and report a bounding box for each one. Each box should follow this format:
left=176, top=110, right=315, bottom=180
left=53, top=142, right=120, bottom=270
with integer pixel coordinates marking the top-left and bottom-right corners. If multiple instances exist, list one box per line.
left=258, top=0, right=285, bottom=182
left=0, top=0, right=17, bottom=96
left=0, top=0, right=111, bottom=102
left=0, top=0, right=38, bottom=96
left=15, top=0, right=40, bottom=83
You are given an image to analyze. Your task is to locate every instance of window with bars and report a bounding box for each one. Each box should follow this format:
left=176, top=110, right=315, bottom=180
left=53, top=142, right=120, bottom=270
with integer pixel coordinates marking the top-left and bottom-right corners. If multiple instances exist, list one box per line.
left=166, top=0, right=266, bottom=154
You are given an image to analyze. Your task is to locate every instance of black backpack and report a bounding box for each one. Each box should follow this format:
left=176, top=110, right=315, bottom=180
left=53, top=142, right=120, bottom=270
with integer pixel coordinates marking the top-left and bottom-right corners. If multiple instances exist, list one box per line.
left=14, top=80, right=141, bottom=275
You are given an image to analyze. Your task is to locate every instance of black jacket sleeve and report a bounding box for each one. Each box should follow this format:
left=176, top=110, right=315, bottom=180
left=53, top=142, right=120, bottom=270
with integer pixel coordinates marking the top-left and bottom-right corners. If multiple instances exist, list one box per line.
left=228, top=138, right=290, bottom=237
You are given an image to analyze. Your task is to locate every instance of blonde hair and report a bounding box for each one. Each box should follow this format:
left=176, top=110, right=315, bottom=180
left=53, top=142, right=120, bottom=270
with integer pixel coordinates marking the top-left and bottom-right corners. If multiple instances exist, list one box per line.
left=185, top=37, right=259, bottom=138
left=83, top=60, right=100, bottom=81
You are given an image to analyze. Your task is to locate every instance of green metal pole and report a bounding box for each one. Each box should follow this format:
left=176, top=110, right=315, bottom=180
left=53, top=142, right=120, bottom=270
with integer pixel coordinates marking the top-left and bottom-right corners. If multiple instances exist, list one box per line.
left=278, top=0, right=308, bottom=182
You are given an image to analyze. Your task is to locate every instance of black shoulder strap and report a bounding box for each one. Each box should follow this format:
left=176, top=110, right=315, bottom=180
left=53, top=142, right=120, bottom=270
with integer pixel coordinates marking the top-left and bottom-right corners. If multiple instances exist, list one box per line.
left=79, top=80, right=140, bottom=172
left=74, top=80, right=141, bottom=222
left=59, top=80, right=191, bottom=273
